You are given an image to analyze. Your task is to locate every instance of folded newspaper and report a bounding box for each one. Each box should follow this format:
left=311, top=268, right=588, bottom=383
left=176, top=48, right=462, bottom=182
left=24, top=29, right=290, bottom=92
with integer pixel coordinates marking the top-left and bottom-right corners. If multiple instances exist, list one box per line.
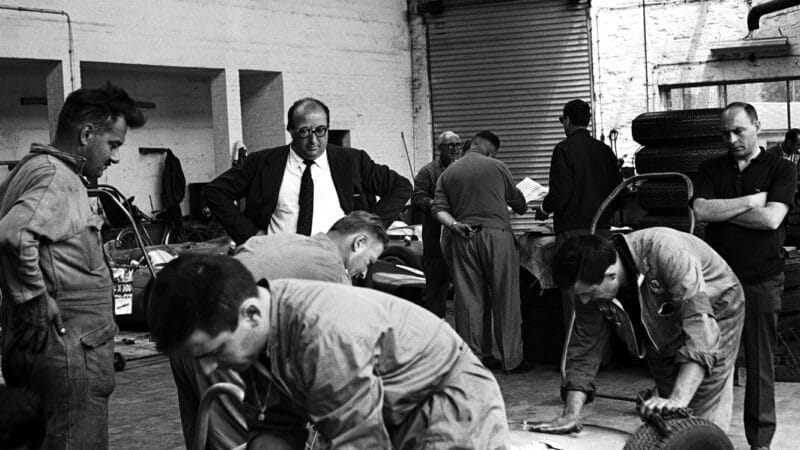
left=516, top=177, right=548, bottom=203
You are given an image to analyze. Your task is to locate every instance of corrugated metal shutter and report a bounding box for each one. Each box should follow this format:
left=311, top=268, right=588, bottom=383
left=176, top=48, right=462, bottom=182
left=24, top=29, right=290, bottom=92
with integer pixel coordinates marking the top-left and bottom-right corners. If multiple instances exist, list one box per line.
left=427, top=0, right=592, bottom=231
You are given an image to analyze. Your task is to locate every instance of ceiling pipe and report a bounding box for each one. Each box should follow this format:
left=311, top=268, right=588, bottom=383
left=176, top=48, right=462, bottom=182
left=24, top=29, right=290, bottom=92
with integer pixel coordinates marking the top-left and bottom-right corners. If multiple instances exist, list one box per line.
left=0, top=4, right=75, bottom=90
left=747, top=0, right=800, bottom=31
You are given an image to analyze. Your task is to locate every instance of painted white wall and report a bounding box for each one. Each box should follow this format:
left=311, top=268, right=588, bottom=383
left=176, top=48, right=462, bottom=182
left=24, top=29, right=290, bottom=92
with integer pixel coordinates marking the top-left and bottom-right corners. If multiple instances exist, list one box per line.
left=0, top=0, right=415, bottom=211
left=591, top=0, right=800, bottom=161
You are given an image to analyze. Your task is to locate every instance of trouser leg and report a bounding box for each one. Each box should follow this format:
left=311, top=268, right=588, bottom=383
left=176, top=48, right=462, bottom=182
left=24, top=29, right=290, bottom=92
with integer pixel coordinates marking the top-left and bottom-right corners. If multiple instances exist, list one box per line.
left=482, top=229, right=523, bottom=370
left=392, top=348, right=509, bottom=450
left=422, top=255, right=452, bottom=318
left=450, top=235, right=489, bottom=359
left=742, top=274, right=782, bottom=447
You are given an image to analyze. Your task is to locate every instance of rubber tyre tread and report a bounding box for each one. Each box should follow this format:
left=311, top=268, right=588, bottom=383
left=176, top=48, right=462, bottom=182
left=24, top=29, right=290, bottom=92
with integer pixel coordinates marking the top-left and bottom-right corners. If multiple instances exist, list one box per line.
left=624, top=416, right=733, bottom=450
left=631, top=108, right=724, bottom=146
left=781, top=287, right=800, bottom=314
left=778, top=311, right=800, bottom=334
left=784, top=257, right=800, bottom=288
left=635, top=144, right=728, bottom=174
left=637, top=180, right=691, bottom=210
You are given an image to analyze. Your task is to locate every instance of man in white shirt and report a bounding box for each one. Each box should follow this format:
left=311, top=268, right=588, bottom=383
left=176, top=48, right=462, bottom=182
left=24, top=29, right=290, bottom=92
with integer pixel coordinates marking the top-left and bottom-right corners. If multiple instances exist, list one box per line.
left=203, top=97, right=412, bottom=245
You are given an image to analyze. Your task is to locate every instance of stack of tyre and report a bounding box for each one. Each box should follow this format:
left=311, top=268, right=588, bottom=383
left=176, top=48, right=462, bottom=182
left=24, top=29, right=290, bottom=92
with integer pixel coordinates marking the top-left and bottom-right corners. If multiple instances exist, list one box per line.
left=778, top=250, right=800, bottom=381
left=631, top=108, right=728, bottom=237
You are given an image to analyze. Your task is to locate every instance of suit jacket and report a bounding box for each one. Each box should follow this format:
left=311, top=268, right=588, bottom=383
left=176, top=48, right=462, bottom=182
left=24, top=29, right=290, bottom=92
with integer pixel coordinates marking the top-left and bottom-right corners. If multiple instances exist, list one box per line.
left=203, top=144, right=412, bottom=245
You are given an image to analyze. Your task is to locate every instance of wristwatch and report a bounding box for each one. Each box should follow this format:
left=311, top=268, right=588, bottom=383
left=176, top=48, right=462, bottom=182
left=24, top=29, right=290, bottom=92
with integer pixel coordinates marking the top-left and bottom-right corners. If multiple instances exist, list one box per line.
left=450, top=220, right=459, bottom=229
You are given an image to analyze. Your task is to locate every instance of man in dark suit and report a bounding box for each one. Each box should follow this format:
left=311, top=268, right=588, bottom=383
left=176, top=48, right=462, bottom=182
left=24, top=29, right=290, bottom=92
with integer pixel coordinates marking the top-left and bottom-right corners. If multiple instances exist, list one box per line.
left=204, top=97, right=412, bottom=245
left=535, top=99, right=622, bottom=244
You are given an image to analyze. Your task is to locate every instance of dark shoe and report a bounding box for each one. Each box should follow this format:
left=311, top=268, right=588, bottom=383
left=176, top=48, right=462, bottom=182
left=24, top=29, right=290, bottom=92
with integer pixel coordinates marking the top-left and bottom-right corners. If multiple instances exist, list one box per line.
left=504, top=360, right=535, bottom=374
left=481, top=356, right=502, bottom=370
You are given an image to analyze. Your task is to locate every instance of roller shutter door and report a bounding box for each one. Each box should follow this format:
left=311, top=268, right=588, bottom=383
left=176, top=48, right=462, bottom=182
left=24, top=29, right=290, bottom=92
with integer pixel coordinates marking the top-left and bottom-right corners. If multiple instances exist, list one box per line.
left=427, top=0, right=593, bottom=230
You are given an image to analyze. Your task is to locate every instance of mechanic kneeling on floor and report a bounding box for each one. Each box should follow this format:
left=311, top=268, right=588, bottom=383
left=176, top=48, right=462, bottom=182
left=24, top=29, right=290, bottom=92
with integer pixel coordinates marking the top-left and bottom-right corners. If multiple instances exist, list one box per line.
left=149, top=253, right=510, bottom=449
left=527, top=227, right=744, bottom=434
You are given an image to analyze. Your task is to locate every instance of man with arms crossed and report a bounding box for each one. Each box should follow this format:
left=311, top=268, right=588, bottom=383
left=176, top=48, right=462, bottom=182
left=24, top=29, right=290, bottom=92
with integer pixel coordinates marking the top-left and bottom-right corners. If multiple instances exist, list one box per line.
left=693, top=103, right=796, bottom=450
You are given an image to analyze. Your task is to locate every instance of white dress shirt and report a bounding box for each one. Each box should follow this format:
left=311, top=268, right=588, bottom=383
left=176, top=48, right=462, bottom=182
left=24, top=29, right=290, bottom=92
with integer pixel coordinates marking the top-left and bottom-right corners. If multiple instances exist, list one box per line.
left=268, top=147, right=345, bottom=235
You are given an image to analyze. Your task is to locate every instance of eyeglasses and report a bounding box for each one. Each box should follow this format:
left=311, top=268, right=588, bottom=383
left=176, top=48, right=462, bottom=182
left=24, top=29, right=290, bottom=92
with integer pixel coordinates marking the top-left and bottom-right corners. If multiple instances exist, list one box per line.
left=294, top=126, right=328, bottom=139
left=558, top=116, right=566, bottom=124
left=441, top=143, right=463, bottom=151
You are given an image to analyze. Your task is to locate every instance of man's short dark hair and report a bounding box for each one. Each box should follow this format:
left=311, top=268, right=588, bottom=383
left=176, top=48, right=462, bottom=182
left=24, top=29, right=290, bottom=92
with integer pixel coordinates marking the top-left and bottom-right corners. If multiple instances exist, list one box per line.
left=552, top=234, right=617, bottom=287
left=148, top=254, right=258, bottom=354
left=785, top=128, right=800, bottom=143
left=0, top=385, right=45, bottom=449
left=329, top=211, right=389, bottom=244
left=723, top=102, right=759, bottom=123
left=55, top=82, right=146, bottom=139
left=287, top=97, right=330, bottom=131
left=563, top=99, right=591, bottom=127
left=473, top=130, right=501, bottom=149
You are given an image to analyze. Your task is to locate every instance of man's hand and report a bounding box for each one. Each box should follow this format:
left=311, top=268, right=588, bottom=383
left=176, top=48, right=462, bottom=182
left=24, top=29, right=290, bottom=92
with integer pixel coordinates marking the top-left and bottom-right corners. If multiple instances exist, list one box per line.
left=14, top=294, right=65, bottom=353
left=524, top=415, right=583, bottom=434
left=451, top=222, right=474, bottom=240
left=639, top=394, right=686, bottom=420
left=534, top=206, right=549, bottom=221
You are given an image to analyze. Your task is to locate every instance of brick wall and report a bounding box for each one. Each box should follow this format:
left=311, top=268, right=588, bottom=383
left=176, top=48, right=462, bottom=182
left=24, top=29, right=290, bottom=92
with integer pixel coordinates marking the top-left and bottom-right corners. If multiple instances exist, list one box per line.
left=0, top=0, right=416, bottom=211
left=592, top=0, right=800, bottom=160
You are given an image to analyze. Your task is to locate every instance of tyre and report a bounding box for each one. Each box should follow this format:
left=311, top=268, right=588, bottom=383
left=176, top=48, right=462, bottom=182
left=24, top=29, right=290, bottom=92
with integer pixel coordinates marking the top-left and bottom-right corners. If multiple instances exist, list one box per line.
left=781, top=287, right=800, bottom=314
left=637, top=180, right=691, bottom=211
left=624, top=416, right=733, bottom=449
left=632, top=108, right=724, bottom=146
left=784, top=257, right=800, bottom=288
left=635, top=144, right=728, bottom=175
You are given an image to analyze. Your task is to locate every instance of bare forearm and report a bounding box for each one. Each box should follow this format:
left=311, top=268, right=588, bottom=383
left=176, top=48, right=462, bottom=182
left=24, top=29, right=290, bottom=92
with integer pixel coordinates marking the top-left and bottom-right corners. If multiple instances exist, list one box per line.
left=668, top=361, right=705, bottom=407
left=435, top=210, right=457, bottom=228
left=729, top=202, right=789, bottom=230
left=692, top=195, right=762, bottom=222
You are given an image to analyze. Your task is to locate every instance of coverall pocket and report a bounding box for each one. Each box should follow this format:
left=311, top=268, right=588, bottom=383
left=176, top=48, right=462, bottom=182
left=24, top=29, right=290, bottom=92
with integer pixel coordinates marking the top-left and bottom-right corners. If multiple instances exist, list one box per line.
left=82, top=218, right=106, bottom=271
left=80, top=321, right=118, bottom=397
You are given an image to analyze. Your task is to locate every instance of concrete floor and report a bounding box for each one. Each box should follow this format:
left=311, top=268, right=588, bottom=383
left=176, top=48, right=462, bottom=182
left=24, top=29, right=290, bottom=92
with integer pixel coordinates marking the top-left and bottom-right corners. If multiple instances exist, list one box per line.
left=106, top=355, right=800, bottom=449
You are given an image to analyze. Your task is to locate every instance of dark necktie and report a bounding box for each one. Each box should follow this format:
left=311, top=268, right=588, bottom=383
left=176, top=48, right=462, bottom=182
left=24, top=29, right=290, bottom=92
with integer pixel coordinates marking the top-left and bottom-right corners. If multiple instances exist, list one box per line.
left=297, top=159, right=314, bottom=235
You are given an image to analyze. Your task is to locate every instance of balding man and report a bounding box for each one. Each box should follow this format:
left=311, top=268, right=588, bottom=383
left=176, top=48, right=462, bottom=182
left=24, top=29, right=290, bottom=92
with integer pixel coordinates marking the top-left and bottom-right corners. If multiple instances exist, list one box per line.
left=693, top=103, right=797, bottom=450
left=204, top=97, right=412, bottom=245
left=412, top=131, right=463, bottom=317
left=433, top=131, right=533, bottom=373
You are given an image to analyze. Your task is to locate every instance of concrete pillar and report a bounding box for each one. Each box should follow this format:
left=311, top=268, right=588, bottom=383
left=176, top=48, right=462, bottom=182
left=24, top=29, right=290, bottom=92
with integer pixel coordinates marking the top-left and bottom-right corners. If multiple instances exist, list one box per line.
left=211, top=68, right=244, bottom=174
left=45, top=60, right=74, bottom=141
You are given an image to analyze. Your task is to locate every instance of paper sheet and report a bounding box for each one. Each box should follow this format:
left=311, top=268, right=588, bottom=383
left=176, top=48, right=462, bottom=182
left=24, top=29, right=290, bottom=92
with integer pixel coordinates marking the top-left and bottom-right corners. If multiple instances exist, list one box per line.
left=516, top=177, right=548, bottom=203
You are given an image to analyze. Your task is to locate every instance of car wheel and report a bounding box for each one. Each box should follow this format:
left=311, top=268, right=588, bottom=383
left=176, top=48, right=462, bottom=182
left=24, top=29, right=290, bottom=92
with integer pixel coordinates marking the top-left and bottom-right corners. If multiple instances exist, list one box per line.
left=624, top=416, right=733, bottom=449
